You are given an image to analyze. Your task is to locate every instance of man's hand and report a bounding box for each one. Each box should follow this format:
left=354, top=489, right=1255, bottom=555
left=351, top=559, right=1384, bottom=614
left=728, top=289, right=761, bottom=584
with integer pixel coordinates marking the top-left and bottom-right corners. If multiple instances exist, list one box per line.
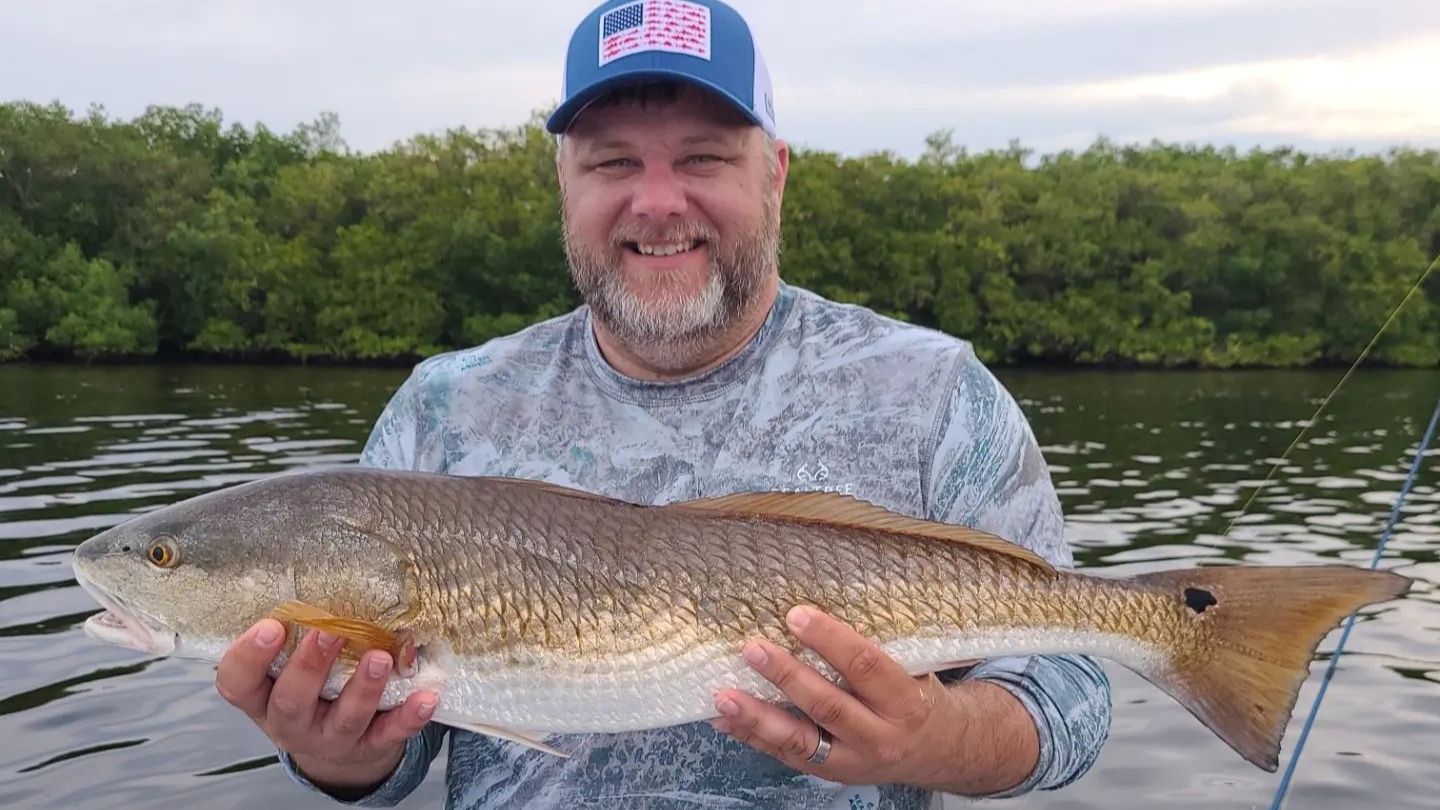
left=710, top=605, right=1039, bottom=797
left=214, top=618, right=438, bottom=799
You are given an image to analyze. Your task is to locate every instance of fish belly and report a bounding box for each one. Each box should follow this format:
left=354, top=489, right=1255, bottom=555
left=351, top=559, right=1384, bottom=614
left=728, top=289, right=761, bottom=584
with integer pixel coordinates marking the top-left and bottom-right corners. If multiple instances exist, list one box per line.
left=410, top=622, right=1170, bottom=735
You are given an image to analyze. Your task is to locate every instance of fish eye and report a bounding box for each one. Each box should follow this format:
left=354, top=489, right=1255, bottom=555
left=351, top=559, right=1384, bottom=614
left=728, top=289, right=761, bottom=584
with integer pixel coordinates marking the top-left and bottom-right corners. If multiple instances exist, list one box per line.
left=146, top=538, right=179, bottom=569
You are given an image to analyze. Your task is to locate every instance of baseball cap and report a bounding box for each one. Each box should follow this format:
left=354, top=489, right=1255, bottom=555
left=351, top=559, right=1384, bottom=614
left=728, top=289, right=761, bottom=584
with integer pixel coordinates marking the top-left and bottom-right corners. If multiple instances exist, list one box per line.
left=546, top=0, right=776, bottom=138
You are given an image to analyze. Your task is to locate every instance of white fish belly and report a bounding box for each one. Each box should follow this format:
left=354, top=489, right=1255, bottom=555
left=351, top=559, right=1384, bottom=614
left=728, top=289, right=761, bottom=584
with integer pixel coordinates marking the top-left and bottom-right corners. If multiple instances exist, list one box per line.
left=393, top=626, right=1171, bottom=734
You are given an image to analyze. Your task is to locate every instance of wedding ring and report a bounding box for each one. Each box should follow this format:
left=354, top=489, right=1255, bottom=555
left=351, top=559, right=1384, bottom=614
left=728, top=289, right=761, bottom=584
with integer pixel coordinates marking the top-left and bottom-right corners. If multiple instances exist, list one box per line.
left=806, top=726, right=832, bottom=765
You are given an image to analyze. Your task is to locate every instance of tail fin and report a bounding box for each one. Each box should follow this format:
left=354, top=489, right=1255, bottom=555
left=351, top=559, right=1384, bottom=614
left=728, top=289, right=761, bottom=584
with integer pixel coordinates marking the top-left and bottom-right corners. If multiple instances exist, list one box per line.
left=1132, top=564, right=1411, bottom=771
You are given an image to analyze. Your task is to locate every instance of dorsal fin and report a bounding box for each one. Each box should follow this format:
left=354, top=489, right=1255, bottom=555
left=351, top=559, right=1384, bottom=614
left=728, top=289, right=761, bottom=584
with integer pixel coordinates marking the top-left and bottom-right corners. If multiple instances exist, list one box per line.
left=473, top=476, right=629, bottom=504
left=669, top=491, right=1055, bottom=571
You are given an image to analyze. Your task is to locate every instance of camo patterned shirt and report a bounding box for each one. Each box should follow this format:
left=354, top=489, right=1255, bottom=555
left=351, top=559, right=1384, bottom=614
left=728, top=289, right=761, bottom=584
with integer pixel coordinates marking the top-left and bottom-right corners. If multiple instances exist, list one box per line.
left=279, top=281, right=1112, bottom=809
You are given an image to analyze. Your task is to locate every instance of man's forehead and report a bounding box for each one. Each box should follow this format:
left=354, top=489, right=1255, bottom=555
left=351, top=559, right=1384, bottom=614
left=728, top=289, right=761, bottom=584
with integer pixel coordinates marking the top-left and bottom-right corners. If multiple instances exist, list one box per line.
left=566, top=81, right=755, bottom=140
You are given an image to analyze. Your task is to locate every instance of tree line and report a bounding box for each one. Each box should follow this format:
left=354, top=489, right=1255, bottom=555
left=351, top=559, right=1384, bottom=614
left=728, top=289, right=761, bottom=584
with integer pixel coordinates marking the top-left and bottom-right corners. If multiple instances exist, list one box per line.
left=2, top=100, right=1437, bottom=368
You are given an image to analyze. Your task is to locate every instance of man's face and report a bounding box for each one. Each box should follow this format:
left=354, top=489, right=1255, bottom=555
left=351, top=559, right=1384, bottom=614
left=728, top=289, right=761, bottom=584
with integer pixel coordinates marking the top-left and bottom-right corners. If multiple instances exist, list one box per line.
left=557, top=85, right=788, bottom=356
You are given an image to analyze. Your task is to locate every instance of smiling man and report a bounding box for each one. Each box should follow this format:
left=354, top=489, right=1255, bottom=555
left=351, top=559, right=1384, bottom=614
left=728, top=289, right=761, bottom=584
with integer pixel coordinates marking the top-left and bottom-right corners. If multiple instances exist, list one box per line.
left=212, top=0, right=1112, bottom=807
left=556, top=79, right=782, bottom=379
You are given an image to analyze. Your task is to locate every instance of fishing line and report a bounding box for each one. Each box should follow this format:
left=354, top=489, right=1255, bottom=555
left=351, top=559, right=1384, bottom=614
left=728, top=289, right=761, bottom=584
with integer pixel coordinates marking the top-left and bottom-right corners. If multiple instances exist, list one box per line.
left=1207, top=249, right=1437, bottom=808
left=1267, top=391, right=1440, bottom=810
left=1219, top=248, right=1440, bottom=808
left=1223, top=250, right=1439, bottom=536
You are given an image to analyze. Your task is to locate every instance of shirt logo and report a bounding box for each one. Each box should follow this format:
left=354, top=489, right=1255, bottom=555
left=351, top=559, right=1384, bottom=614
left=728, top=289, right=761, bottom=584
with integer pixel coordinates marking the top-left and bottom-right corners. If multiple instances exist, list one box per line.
left=787, top=460, right=853, bottom=495
left=795, top=461, right=827, bottom=483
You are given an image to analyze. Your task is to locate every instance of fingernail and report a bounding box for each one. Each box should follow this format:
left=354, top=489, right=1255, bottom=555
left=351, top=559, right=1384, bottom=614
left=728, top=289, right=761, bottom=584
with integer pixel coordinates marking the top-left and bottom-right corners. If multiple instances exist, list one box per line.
left=367, top=655, right=391, bottom=679
left=716, top=697, right=739, bottom=716
left=787, top=606, right=812, bottom=631
left=315, top=631, right=340, bottom=650
left=254, top=621, right=280, bottom=646
left=710, top=718, right=731, bottom=734
left=418, top=698, right=436, bottom=719
left=743, top=643, right=768, bottom=668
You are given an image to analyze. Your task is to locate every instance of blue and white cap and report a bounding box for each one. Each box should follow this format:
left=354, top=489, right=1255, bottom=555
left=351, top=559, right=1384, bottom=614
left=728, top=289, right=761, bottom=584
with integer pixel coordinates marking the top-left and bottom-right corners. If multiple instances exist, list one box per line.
left=546, top=0, right=776, bottom=137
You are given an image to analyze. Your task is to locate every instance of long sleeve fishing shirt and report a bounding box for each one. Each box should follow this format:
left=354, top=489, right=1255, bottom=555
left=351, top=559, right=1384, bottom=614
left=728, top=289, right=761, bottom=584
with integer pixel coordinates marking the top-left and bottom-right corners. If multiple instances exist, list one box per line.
left=278, top=280, right=1113, bottom=809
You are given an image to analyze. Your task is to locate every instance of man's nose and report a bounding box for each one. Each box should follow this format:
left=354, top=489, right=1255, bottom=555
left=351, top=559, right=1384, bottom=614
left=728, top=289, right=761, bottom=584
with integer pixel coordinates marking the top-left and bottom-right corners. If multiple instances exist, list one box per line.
left=630, top=163, right=688, bottom=220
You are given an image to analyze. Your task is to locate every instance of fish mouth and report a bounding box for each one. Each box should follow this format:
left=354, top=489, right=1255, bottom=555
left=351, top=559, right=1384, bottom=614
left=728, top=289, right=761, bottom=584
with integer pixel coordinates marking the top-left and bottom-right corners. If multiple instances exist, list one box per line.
left=74, top=566, right=178, bottom=656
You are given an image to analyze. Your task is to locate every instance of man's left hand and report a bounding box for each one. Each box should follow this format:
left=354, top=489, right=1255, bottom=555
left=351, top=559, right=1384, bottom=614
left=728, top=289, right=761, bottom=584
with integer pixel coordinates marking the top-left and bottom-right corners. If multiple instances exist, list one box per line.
left=710, top=604, right=989, bottom=789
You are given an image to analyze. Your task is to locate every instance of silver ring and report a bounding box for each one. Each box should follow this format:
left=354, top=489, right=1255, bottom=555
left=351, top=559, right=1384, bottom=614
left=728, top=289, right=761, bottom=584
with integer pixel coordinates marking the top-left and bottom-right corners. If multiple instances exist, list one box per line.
left=806, top=727, right=832, bottom=765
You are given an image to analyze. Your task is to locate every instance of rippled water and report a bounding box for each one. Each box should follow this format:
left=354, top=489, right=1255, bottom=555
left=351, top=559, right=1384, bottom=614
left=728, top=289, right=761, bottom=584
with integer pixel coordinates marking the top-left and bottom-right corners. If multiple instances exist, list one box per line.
left=1, top=363, right=1435, bottom=810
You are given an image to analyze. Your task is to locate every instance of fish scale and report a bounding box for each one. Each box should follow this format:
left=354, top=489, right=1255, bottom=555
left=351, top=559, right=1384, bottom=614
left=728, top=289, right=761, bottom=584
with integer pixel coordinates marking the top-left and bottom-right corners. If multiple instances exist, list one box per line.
left=71, top=465, right=1411, bottom=770
left=364, top=475, right=1152, bottom=684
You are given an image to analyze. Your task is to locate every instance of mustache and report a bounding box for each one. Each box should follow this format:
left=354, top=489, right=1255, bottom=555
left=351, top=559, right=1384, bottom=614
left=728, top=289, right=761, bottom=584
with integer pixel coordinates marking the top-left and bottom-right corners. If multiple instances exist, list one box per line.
left=608, top=219, right=719, bottom=247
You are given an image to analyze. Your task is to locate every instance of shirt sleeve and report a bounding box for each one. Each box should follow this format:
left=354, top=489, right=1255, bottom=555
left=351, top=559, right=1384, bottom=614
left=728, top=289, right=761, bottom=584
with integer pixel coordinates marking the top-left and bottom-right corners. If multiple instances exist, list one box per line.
left=276, top=723, right=448, bottom=807
left=925, top=351, right=1112, bottom=797
left=276, top=365, right=450, bottom=804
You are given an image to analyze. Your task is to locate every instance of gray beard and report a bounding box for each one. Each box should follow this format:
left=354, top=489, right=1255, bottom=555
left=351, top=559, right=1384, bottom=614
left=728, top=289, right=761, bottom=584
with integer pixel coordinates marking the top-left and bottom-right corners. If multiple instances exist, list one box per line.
left=562, top=193, right=781, bottom=373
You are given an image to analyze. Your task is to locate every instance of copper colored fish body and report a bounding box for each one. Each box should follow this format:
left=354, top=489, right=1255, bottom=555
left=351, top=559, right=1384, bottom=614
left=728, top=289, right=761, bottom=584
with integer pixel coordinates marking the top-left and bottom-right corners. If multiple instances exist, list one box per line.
left=71, top=466, right=1412, bottom=770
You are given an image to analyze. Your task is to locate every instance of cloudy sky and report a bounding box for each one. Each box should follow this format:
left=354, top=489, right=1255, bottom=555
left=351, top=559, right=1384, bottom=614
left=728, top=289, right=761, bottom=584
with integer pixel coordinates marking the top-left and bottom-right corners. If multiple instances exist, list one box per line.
left=5, top=0, right=1438, bottom=159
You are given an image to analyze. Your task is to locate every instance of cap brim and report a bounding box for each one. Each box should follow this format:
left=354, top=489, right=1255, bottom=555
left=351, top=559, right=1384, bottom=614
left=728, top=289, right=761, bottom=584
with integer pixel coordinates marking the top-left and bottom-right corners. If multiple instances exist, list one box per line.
left=545, top=68, right=767, bottom=135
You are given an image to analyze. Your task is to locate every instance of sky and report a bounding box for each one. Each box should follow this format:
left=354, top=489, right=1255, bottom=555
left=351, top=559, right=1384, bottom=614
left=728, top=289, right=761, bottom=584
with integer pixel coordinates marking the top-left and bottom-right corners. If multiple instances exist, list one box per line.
left=4, top=0, right=1439, bottom=159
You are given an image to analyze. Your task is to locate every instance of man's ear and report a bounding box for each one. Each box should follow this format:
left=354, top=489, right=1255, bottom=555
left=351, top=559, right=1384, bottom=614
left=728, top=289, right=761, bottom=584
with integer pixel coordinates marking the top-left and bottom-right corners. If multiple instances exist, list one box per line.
left=773, top=138, right=791, bottom=205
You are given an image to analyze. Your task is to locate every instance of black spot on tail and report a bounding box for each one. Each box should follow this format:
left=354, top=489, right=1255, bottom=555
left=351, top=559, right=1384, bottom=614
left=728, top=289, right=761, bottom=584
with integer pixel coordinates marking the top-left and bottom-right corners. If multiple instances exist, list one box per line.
left=1184, top=587, right=1218, bottom=613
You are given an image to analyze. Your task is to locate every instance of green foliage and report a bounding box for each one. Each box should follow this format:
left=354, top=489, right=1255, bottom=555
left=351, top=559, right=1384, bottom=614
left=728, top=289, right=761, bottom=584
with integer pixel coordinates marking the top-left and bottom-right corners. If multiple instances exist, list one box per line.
left=1, top=103, right=1437, bottom=367
left=5, top=241, right=158, bottom=358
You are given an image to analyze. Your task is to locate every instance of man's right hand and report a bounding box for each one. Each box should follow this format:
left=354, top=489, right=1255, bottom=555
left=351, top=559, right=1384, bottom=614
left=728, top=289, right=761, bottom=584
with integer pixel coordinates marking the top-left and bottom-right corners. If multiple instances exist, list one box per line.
left=215, top=618, right=438, bottom=799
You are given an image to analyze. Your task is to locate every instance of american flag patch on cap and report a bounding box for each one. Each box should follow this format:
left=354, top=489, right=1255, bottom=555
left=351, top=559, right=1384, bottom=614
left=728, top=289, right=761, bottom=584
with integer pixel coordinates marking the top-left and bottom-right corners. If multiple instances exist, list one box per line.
left=598, top=0, right=712, bottom=67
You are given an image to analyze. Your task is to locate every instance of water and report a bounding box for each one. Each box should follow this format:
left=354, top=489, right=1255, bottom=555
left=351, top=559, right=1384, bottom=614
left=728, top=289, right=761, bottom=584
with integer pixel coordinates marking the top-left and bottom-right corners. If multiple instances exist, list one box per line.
left=1, top=363, right=1435, bottom=810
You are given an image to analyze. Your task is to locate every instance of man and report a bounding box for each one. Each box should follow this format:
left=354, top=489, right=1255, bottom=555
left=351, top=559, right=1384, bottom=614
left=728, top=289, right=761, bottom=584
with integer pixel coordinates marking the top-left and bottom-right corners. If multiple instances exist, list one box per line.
left=214, top=0, right=1112, bottom=807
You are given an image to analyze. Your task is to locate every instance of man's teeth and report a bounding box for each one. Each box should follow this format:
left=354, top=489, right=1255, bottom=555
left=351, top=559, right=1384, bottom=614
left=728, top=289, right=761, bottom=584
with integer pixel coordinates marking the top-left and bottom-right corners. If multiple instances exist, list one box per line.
left=635, top=241, right=698, bottom=257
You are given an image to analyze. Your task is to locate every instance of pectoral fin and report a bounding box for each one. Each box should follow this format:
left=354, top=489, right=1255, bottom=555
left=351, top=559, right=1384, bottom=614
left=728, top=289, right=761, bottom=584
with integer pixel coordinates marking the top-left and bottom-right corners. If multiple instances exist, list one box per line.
left=436, top=713, right=569, bottom=757
left=270, top=601, right=419, bottom=677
